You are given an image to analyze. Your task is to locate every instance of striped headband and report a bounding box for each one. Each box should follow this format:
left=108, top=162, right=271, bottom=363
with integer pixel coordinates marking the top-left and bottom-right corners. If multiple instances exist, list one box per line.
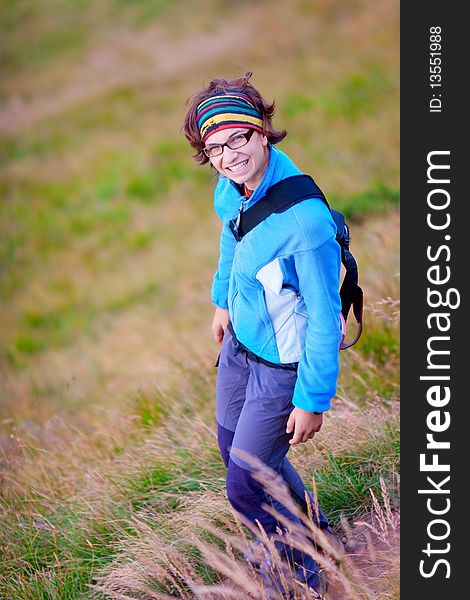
left=196, top=92, right=264, bottom=143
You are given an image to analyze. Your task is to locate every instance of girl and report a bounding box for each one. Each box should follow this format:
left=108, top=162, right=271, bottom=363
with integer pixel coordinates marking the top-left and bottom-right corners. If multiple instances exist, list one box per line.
left=183, top=72, right=343, bottom=597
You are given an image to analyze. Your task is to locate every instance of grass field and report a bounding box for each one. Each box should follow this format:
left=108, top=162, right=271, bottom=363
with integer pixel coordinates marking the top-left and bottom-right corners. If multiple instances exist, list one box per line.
left=1, top=1, right=400, bottom=598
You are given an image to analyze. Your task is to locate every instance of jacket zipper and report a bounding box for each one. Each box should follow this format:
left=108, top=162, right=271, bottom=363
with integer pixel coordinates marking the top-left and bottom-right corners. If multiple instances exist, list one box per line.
left=235, top=196, right=249, bottom=233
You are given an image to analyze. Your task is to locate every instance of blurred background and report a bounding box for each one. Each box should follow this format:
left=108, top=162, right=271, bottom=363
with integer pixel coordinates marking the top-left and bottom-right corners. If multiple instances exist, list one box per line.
left=0, top=1, right=399, bottom=598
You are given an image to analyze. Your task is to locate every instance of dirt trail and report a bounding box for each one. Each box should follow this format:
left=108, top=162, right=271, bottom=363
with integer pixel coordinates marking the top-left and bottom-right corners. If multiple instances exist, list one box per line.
left=215, top=515, right=400, bottom=600
left=327, top=515, right=400, bottom=599
left=0, top=23, right=249, bottom=135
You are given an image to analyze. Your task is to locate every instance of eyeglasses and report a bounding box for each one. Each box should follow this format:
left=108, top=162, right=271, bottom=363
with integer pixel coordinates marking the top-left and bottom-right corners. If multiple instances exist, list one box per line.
left=203, top=129, right=256, bottom=158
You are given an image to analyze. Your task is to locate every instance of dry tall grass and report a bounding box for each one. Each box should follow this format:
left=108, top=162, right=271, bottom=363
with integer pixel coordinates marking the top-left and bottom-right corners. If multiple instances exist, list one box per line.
left=90, top=457, right=399, bottom=600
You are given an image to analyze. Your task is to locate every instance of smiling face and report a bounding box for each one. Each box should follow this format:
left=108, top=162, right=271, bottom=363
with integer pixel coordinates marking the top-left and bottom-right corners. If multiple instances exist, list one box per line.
left=206, top=127, right=270, bottom=191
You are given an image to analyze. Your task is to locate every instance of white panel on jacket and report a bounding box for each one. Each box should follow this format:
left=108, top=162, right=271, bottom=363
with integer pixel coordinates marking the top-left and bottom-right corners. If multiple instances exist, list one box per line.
left=256, top=258, right=307, bottom=363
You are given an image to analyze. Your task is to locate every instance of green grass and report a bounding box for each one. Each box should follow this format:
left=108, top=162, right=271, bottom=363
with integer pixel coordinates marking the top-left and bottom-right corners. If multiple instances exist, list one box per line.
left=134, top=388, right=169, bottom=428
left=0, top=405, right=398, bottom=599
left=332, top=182, right=400, bottom=222
left=282, top=64, right=395, bottom=123
left=5, top=281, right=160, bottom=361
left=1, top=0, right=399, bottom=597
left=314, top=418, right=399, bottom=526
left=0, top=507, right=135, bottom=600
left=357, top=322, right=400, bottom=364
left=0, top=0, right=180, bottom=76
left=0, top=417, right=224, bottom=597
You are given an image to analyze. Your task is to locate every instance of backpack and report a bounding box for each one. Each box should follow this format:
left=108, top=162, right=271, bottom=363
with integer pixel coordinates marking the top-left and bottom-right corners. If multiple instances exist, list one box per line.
left=228, top=174, right=363, bottom=350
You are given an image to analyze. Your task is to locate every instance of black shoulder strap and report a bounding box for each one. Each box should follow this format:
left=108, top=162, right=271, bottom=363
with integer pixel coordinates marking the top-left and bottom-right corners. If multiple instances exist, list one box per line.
left=228, top=174, right=363, bottom=348
left=229, top=174, right=327, bottom=240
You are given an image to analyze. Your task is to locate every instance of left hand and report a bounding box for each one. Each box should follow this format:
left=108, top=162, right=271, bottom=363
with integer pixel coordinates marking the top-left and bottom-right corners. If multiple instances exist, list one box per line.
left=286, top=407, right=323, bottom=445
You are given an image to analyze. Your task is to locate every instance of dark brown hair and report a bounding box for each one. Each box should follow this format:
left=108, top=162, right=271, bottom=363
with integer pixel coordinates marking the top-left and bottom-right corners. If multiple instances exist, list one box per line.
left=182, top=72, right=287, bottom=165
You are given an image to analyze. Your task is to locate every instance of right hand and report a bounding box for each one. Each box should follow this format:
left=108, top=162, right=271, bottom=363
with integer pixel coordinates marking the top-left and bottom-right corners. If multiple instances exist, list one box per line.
left=212, top=307, right=229, bottom=344
left=286, top=407, right=324, bottom=445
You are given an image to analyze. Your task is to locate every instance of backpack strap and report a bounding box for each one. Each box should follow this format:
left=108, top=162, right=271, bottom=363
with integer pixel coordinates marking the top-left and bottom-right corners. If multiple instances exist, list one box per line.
left=229, top=175, right=327, bottom=240
left=228, top=174, right=363, bottom=348
left=330, top=210, right=364, bottom=349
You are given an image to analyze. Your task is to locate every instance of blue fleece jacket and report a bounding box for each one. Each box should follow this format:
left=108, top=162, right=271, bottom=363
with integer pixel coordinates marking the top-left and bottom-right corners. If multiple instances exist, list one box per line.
left=211, top=147, right=342, bottom=413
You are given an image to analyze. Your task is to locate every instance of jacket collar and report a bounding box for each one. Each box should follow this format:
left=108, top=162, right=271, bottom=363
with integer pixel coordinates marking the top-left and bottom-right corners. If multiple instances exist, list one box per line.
left=228, top=146, right=301, bottom=209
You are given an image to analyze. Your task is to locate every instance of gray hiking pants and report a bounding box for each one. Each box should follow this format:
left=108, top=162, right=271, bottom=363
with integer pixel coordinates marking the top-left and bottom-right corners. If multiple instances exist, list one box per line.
left=216, top=326, right=329, bottom=594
